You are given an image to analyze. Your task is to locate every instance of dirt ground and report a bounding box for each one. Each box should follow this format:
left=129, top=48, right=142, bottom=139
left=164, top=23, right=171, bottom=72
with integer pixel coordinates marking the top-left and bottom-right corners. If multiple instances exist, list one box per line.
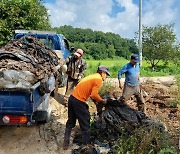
left=0, top=87, right=71, bottom=154
left=0, top=76, right=179, bottom=154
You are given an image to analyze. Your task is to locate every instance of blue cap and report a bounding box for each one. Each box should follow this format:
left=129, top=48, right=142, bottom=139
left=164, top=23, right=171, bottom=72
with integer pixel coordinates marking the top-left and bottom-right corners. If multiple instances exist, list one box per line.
left=131, top=54, right=140, bottom=62
left=98, top=66, right=111, bottom=76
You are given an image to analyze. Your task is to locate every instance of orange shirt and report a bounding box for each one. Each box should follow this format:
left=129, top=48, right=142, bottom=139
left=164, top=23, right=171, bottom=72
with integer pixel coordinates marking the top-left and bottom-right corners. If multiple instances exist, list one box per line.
left=72, top=73, right=103, bottom=103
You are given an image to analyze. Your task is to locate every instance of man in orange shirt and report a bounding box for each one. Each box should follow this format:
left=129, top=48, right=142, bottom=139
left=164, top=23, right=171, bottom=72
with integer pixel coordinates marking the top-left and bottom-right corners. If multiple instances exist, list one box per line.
left=63, top=66, right=110, bottom=150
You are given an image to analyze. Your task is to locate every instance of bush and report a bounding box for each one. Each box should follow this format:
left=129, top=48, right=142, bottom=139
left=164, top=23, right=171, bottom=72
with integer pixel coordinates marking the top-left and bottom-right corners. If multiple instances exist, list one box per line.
left=169, top=75, right=180, bottom=108
left=116, top=126, right=177, bottom=154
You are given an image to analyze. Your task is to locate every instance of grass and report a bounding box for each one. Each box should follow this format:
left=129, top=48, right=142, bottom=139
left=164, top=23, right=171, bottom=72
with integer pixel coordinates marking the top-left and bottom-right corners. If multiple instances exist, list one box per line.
left=115, top=126, right=178, bottom=154
left=97, top=77, right=179, bottom=154
left=86, top=59, right=127, bottom=77
left=170, top=75, right=180, bottom=108
left=85, top=59, right=180, bottom=77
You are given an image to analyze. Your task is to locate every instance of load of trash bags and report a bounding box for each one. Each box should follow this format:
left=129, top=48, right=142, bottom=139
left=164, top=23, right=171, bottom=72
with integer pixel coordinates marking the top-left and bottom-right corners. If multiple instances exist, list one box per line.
left=0, top=36, right=60, bottom=89
left=72, top=98, right=165, bottom=153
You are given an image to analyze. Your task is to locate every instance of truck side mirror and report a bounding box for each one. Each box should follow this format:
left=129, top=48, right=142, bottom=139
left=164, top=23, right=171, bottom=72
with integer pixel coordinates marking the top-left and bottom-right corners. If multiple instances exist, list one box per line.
left=70, top=47, right=75, bottom=52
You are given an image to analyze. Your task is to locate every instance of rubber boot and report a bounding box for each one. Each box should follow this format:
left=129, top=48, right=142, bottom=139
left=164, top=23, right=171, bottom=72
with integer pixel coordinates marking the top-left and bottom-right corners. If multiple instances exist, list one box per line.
left=138, top=104, right=145, bottom=112
left=63, top=96, right=69, bottom=107
left=63, top=128, right=71, bottom=150
left=82, top=131, right=90, bottom=145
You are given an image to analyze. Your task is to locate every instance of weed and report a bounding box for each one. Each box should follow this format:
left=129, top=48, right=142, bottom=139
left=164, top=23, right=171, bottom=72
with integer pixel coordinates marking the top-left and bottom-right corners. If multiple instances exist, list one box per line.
left=116, top=126, right=178, bottom=154
left=157, top=147, right=178, bottom=154
left=170, top=75, right=180, bottom=107
left=169, top=99, right=179, bottom=108
left=99, top=80, right=114, bottom=97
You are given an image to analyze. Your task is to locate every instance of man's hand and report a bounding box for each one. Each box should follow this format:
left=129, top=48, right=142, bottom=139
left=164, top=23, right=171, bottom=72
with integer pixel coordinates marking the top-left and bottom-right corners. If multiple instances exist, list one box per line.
left=77, top=75, right=82, bottom=82
left=77, top=75, right=82, bottom=80
left=119, top=84, right=122, bottom=89
left=101, top=99, right=107, bottom=105
left=118, top=79, right=122, bottom=89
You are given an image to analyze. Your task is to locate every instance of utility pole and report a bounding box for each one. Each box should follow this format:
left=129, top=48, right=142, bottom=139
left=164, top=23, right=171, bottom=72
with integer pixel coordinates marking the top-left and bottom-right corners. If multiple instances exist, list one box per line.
left=139, top=0, right=142, bottom=66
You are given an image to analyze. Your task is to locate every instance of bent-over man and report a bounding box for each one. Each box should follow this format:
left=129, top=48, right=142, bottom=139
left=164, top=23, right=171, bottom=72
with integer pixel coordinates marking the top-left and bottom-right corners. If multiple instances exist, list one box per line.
left=63, top=66, right=110, bottom=150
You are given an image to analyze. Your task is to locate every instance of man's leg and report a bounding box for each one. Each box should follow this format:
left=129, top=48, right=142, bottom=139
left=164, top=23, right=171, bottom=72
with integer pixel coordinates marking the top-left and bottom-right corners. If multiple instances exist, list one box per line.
left=120, top=83, right=134, bottom=103
left=72, top=98, right=91, bottom=145
left=63, top=128, right=72, bottom=150
left=64, top=77, right=78, bottom=107
left=135, top=85, right=145, bottom=112
left=63, top=96, right=76, bottom=150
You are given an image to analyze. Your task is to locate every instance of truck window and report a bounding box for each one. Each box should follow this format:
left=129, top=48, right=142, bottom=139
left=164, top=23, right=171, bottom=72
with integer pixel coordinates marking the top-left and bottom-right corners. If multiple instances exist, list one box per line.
left=64, top=39, right=69, bottom=50
left=38, top=38, right=53, bottom=49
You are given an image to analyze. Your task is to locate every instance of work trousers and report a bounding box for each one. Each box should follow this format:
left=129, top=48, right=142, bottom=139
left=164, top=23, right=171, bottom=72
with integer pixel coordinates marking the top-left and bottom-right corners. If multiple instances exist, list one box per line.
left=64, top=77, right=79, bottom=105
left=66, top=95, right=90, bottom=131
left=120, top=82, right=145, bottom=112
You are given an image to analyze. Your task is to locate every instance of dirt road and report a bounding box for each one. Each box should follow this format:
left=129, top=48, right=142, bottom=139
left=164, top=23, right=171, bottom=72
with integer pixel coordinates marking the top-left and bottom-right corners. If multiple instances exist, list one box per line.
left=0, top=76, right=179, bottom=154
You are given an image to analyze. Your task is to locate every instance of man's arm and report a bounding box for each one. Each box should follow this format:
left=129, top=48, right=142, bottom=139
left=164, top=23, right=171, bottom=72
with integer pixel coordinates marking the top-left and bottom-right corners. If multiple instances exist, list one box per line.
left=90, top=79, right=106, bottom=104
left=137, top=64, right=140, bottom=82
left=79, top=59, right=87, bottom=77
left=118, top=65, right=127, bottom=89
left=64, top=56, right=70, bottom=65
left=118, top=79, right=122, bottom=89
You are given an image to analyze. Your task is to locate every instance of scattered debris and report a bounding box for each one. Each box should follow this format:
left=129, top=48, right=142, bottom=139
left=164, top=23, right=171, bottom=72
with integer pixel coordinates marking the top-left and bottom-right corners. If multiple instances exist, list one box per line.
left=0, top=36, right=60, bottom=89
left=72, top=98, right=166, bottom=153
left=0, top=79, right=179, bottom=153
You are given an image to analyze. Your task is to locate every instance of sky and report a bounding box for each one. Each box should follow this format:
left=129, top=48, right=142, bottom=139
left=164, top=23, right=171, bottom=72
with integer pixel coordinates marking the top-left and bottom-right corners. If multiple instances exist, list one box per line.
left=44, top=0, right=180, bottom=41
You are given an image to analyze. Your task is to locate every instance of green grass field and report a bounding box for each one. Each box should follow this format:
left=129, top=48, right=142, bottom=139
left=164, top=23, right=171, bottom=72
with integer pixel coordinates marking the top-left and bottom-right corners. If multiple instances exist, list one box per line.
left=85, top=59, right=180, bottom=77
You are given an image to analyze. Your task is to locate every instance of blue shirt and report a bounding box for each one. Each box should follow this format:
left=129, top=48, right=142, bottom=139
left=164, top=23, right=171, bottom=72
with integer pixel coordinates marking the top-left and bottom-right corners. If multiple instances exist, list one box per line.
left=118, top=63, right=140, bottom=86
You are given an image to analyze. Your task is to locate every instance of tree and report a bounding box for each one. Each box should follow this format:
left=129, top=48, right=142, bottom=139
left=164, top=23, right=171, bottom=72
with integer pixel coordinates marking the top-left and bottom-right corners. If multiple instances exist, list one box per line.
left=172, top=44, right=180, bottom=66
left=0, top=0, right=50, bottom=47
left=142, top=24, right=176, bottom=69
left=89, top=43, right=107, bottom=60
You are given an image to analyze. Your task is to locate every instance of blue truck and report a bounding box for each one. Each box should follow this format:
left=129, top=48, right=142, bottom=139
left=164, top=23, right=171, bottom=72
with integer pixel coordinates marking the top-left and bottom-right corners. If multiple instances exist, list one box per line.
left=0, top=30, right=72, bottom=125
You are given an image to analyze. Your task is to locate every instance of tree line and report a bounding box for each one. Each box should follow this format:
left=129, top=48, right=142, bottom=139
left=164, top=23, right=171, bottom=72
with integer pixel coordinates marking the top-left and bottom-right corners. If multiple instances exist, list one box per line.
left=0, top=0, right=179, bottom=69
left=0, top=0, right=50, bottom=47
left=52, top=26, right=138, bottom=60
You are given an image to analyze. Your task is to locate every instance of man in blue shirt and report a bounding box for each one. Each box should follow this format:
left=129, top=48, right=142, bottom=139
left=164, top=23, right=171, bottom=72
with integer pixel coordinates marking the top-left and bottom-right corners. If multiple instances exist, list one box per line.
left=118, top=54, right=145, bottom=112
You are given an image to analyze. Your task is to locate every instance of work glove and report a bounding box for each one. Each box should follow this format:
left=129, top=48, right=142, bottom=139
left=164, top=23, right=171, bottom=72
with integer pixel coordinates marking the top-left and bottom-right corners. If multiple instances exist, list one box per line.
left=77, top=75, right=82, bottom=82
left=101, top=99, right=107, bottom=105
left=118, top=79, right=123, bottom=89
left=77, top=75, right=82, bottom=80
left=61, top=64, right=67, bottom=74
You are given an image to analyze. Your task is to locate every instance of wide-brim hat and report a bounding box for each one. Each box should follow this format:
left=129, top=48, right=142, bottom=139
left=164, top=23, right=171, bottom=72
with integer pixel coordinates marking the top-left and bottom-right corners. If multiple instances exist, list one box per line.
left=74, top=52, right=81, bottom=57
left=98, top=66, right=111, bottom=76
left=131, top=54, right=140, bottom=62
left=74, top=49, right=83, bottom=57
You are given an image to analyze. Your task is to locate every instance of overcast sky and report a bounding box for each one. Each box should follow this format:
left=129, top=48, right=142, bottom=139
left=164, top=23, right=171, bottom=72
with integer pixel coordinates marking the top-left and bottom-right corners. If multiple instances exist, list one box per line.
left=44, top=0, right=180, bottom=41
